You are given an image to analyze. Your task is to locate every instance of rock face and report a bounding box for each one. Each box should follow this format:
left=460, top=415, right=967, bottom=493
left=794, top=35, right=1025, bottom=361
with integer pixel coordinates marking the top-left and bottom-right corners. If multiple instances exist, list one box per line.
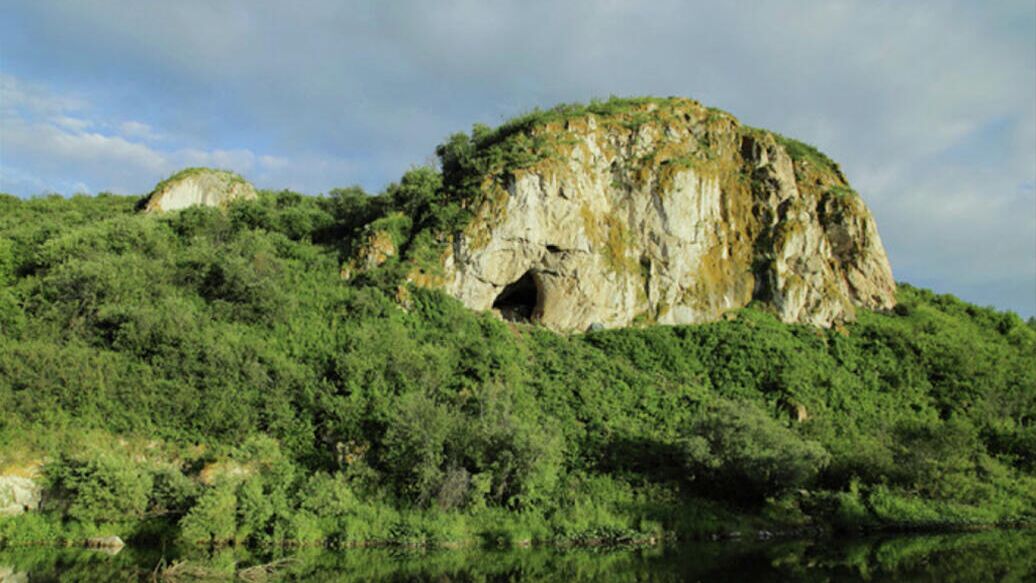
left=434, top=99, right=895, bottom=331
left=0, top=566, right=28, bottom=583
left=0, top=475, right=41, bottom=516
left=141, top=168, right=257, bottom=213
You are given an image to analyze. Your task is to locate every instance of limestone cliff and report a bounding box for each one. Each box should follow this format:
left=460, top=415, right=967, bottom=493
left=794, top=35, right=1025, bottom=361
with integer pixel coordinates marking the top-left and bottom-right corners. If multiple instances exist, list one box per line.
left=355, top=98, right=896, bottom=332
left=141, top=168, right=257, bottom=213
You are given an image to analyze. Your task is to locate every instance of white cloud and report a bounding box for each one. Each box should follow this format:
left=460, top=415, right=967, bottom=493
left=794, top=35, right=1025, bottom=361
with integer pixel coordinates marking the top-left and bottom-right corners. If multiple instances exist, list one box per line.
left=53, top=116, right=92, bottom=132
left=118, top=120, right=163, bottom=142
left=0, top=73, right=87, bottom=117
left=0, top=72, right=356, bottom=195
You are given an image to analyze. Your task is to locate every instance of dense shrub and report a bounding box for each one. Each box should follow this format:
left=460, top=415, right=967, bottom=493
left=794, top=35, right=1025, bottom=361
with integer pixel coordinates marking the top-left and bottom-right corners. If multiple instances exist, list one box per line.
left=0, top=185, right=1033, bottom=543
left=681, top=399, right=830, bottom=504
left=179, top=483, right=237, bottom=544
left=381, top=393, right=456, bottom=505
left=46, top=453, right=153, bottom=525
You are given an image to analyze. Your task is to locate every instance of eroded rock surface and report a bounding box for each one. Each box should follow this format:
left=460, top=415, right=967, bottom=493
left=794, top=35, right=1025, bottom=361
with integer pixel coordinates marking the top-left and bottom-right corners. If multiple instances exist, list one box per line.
left=141, top=168, right=257, bottom=213
left=436, top=100, right=895, bottom=331
left=0, top=475, right=41, bottom=516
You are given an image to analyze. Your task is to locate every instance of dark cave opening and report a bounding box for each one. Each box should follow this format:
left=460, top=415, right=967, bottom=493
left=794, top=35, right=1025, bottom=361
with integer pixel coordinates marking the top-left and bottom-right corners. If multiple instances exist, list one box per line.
left=493, top=271, right=540, bottom=323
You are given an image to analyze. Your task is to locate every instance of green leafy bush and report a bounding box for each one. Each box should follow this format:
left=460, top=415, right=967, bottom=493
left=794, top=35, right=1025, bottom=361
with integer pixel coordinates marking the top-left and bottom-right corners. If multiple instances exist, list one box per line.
left=149, top=465, right=198, bottom=517
left=46, top=453, right=153, bottom=525
left=179, top=483, right=237, bottom=544
left=381, top=393, right=456, bottom=505
left=681, top=398, right=830, bottom=504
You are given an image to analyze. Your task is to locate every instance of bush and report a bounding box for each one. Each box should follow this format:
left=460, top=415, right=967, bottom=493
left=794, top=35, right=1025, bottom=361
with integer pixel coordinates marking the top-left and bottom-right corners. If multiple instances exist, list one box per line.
left=381, top=393, right=456, bottom=505
left=179, top=483, right=237, bottom=544
left=0, top=512, right=62, bottom=546
left=47, top=453, right=153, bottom=525
left=149, top=465, right=198, bottom=517
left=681, top=398, right=830, bottom=504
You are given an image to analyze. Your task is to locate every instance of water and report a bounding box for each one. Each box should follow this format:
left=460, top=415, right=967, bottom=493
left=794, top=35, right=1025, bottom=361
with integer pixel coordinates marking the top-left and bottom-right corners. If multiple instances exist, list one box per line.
left=1, top=530, right=1034, bottom=582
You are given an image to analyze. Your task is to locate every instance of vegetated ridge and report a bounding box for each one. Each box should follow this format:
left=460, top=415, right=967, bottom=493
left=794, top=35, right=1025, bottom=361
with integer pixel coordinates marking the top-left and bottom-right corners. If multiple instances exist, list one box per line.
left=0, top=97, right=1033, bottom=554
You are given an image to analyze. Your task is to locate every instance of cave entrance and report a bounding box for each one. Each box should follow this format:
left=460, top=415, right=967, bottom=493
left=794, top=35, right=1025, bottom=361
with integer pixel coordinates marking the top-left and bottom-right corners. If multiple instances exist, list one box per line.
left=493, top=271, right=540, bottom=323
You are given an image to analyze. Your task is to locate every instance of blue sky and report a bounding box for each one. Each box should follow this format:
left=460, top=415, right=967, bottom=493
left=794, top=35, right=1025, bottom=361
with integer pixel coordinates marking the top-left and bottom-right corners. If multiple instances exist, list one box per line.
left=1, top=0, right=1034, bottom=316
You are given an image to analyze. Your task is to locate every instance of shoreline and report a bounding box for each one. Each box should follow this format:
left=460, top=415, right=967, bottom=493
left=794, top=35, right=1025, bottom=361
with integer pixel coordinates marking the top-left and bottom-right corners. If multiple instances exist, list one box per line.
left=2, top=520, right=1032, bottom=552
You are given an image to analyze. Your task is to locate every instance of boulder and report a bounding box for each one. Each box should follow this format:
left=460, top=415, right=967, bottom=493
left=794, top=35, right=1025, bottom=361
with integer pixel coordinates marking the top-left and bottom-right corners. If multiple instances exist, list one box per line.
left=0, top=475, right=41, bottom=516
left=0, top=566, right=28, bottom=583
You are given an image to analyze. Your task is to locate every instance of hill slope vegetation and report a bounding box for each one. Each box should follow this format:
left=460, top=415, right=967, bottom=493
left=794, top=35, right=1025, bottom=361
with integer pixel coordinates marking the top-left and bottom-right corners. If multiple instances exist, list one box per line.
left=1, top=100, right=1034, bottom=548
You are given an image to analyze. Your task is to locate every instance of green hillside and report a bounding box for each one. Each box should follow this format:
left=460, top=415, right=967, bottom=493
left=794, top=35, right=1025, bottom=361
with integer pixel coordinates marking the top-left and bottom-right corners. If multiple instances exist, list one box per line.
left=0, top=108, right=1034, bottom=549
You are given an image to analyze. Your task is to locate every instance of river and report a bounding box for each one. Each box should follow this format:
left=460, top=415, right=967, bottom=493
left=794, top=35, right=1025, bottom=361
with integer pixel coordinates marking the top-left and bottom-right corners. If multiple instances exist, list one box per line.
left=1, top=529, right=1033, bottom=581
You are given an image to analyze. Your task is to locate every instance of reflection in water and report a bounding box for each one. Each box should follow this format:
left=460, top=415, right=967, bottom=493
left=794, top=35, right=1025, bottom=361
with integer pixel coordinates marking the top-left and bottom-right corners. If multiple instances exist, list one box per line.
left=0, top=530, right=1034, bottom=582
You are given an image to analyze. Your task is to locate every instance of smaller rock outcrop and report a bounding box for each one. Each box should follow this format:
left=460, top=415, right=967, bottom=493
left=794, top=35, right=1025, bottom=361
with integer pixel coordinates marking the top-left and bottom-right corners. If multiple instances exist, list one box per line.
left=141, top=168, right=257, bottom=213
left=199, top=460, right=252, bottom=485
left=0, top=474, right=41, bottom=516
left=0, top=565, right=28, bottom=583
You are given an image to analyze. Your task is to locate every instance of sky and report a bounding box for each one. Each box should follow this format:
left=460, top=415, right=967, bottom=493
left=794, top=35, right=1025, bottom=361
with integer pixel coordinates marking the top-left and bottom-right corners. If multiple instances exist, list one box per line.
left=1, top=1, right=1034, bottom=316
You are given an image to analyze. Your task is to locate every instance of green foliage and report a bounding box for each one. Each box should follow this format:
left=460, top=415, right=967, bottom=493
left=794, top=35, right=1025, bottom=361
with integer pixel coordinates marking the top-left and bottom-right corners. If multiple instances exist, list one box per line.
left=178, top=436, right=301, bottom=545
left=46, top=453, right=153, bottom=525
left=0, top=238, right=15, bottom=285
left=772, top=133, right=840, bottom=172
left=381, top=393, right=455, bottom=505
left=681, top=398, right=830, bottom=503
left=0, top=190, right=1033, bottom=546
left=149, top=465, right=198, bottom=517
left=385, top=167, right=444, bottom=226
left=323, top=185, right=385, bottom=243
left=180, top=483, right=238, bottom=544
left=365, top=212, right=413, bottom=249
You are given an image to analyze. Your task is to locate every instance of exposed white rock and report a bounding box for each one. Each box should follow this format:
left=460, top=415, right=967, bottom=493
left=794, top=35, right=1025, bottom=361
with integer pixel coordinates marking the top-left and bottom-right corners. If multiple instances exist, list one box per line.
left=141, top=168, right=257, bottom=213
left=0, top=565, right=28, bottom=583
left=437, top=100, right=896, bottom=332
left=0, top=475, right=41, bottom=516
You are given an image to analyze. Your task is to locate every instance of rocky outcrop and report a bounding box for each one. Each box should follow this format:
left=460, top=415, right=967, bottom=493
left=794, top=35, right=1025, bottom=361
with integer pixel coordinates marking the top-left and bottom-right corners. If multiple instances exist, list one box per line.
left=0, top=474, right=41, bottom=516
left=141, top=168, right=257, bottom=213
left=198, top=460, right=252, bottom=485
left=340, top=214, right=407, bottom=280
left=0, top=566, right=28, bottom=583
left=429, top=98, right=895, bottom=331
